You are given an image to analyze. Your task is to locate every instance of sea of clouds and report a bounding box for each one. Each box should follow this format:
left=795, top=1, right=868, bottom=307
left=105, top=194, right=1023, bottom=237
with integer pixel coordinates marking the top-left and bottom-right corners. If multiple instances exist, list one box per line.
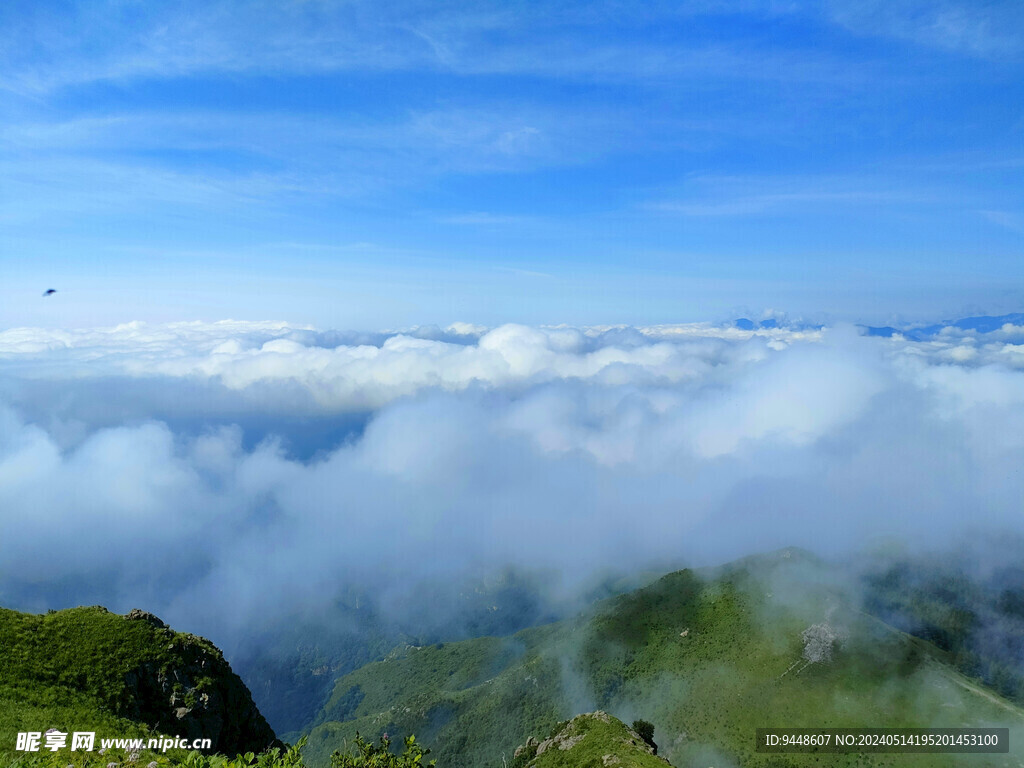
left=2, top=318, right=1024, bottom=644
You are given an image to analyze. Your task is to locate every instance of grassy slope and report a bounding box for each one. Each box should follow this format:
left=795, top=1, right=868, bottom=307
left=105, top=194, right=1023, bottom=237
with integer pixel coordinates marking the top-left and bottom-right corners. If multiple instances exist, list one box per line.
left=305, top=550, right=1024, bottom=768
left=0, top=606, right=199, bottom=749
left=0, top=605, right=242, bottom=760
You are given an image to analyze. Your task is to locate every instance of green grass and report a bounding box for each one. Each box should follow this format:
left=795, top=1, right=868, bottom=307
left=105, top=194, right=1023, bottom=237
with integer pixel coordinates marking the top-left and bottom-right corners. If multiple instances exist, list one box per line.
left=305, top=550, right=1024, bottom=768
left=0, top=606, right=217, bottom=752
left=0, top=605, right=275, bottom=761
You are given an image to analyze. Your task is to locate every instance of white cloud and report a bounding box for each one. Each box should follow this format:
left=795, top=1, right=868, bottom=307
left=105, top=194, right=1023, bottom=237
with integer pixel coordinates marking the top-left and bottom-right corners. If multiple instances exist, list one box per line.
left=0, top=321, right=734, bottom=411
left=2, top=319, right=1024, bottom=646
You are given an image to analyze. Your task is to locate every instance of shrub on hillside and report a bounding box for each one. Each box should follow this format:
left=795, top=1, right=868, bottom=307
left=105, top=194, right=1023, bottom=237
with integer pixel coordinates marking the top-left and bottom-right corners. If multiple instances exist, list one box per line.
left=330, top=734, right=434, bottom=768
left=632, top=719, right=657, bottom=755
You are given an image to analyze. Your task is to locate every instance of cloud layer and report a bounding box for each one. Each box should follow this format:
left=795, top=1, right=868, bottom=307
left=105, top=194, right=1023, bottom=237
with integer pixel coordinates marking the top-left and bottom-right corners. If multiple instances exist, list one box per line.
left=2, top=319, right=1024, bottom=648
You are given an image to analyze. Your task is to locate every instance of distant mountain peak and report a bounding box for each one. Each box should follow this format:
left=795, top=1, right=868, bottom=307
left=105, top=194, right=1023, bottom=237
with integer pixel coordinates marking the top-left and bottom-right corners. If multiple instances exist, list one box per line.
left=861, top=312, right=1024, bottom=340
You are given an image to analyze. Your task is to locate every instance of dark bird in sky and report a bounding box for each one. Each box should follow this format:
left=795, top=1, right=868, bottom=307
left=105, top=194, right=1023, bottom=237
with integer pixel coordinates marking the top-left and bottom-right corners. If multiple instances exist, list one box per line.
left=43, top=289, right=57, bottom=297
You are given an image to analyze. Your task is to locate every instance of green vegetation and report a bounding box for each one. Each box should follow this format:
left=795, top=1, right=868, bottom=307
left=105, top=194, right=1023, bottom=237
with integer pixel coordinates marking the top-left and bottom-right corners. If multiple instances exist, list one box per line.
left=0, top=606, right=195, bottom=750
left=0, top=605, right=276, bottom=758
left=305, top=549, right=1024, bottom=768
left=0, top=602, right=433, bottom=768
left=630, top=720, right=655, bottom=754
left=330, top=734, right=434, bottom=768
left=4, top=549, right=1024, bottom=768
left=236, top=569, right=588, bottom=738
left=303, top=629, right=566, bottom=768
left=511, top=712, right=668, bottom=768
left=0, top=738, right=308, bottom=768
left=863, top=556, right=1024, bottom=703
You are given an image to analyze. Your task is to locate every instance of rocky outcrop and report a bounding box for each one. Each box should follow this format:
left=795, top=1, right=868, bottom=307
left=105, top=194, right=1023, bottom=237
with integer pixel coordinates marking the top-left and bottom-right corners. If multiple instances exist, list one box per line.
left=125, top=609, right=168, bottom=629
left=121, top=610, right=280, bottom=755
left=512, top=712, right=673, bottom=768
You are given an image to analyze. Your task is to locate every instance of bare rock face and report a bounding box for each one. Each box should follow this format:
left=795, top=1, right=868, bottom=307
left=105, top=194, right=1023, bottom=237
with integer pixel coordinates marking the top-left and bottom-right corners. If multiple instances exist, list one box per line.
left=514, top=736, right=540, bottom=759
left=800, top=621, right=847, bottom=667
left=120, top=611, right=280, bottom=756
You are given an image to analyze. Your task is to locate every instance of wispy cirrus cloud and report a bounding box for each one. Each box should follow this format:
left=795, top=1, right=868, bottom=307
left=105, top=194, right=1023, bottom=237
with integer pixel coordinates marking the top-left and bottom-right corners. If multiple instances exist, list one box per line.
left=978, top=209, right=1024, bottom=234
left=0, top=105, right=630, bottom=225
left=644, top=174, right=942, bottom=217
left=0, top=0, right=895, bottom=96
left=826, top=0, right=1024, bottom=60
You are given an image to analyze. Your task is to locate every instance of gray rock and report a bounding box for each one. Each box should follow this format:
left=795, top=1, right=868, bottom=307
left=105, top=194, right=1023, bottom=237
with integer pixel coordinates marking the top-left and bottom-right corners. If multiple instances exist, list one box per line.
left=124, top=610, right=167, bottom=630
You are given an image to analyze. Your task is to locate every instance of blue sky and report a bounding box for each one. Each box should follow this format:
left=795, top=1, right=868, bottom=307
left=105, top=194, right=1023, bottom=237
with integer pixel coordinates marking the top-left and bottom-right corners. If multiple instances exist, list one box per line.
left=2, top=0, right=1023, bottom=328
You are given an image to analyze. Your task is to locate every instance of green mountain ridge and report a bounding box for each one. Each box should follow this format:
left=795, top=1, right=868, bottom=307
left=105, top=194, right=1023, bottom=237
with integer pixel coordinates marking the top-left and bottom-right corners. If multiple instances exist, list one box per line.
left=303, top=548, right=1024, bottom=768
left=0, top=605, right=278, bottom=758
